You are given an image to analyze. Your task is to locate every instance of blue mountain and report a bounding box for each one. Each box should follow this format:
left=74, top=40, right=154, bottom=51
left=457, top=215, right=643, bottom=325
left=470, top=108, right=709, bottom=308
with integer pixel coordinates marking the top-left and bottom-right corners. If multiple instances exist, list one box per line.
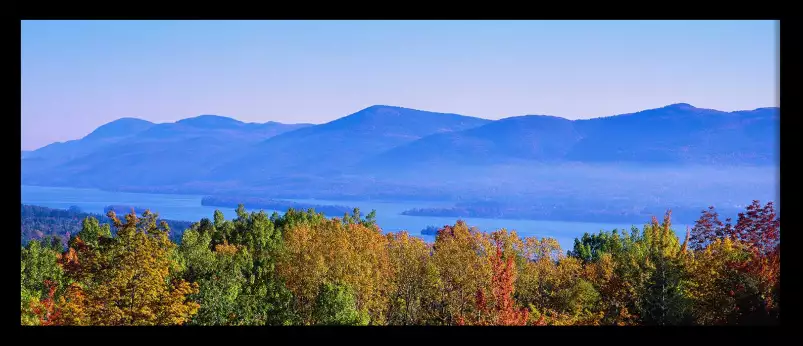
left=22, top=115, right=312, bottom=187
left=207, top=105, right=492, bottom=182
left=361, top=103, right=778, bottom=173
left=21, top=103, right=778, bottom=197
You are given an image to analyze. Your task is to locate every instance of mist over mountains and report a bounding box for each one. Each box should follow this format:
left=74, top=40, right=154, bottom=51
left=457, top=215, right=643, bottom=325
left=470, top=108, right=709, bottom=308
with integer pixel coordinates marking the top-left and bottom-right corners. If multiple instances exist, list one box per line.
left=21, top=103, right=779, bottom=223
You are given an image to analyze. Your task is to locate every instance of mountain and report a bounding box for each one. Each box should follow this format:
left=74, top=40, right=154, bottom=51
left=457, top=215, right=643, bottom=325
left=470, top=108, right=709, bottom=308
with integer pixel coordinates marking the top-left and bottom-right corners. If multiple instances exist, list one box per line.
left=363, top=114, right=581, bottom=170
left=361, top=104, right=779, bottom=173
left=21, top=104, right=778, bottom=202
left=176, top=114, right=246, bottom=129
left=207, top=105, right=492, bottom=182
left=21, top=116, right=312, bottom=188
left=566, top=104, right=778, bottom=164
left=81, top=117, right=155, bottom=141
left=134, top=115, right=311, bottom=143
left=25, top=118, right=156, bottom=163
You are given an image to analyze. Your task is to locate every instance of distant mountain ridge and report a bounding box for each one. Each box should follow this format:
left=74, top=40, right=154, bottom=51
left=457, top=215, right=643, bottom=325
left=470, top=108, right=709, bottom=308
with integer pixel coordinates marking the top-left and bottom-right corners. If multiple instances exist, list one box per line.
left=22, top=115, right=313, bottom=187
left=207, top=105, right=492, bottom=181
left=21, top=103, right=779, bottom=198
left=361, top=103, right=778, bottom=171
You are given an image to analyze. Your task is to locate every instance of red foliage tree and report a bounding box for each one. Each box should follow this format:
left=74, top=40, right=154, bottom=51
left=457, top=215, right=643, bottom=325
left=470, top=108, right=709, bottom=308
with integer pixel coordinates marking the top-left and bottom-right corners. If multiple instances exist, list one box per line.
left=690, top=200, right=780, bottom=321
left=492, top=252, right=529, bottom=325
left=31, top=280, right=61, bottom=326
left=481, top=244, right=530, bottom=325
left=733, top=200, right=779, bottom=256
left=690, top=206, right=732, bottom=250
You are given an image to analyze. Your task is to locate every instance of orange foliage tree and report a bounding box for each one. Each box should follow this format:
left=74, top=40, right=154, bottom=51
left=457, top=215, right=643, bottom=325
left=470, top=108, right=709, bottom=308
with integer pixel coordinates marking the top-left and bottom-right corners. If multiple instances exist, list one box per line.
left=51, top=211, right=199, bottom=325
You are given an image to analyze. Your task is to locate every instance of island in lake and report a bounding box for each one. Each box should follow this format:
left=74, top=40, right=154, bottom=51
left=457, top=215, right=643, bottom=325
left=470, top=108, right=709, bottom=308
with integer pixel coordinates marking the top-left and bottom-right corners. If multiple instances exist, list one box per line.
left=420, top=226, right=440, bottom=236
left=401, top=201, right=719, bottom=224
left=201, top=196, right=355, bottom=216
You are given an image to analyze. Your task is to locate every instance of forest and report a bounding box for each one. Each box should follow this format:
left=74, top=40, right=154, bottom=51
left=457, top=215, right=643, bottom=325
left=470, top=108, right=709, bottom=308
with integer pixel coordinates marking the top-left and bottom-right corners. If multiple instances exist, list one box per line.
left=20, top=200, right=779, bottom=326
left=21, top=204, right=192, bottom=244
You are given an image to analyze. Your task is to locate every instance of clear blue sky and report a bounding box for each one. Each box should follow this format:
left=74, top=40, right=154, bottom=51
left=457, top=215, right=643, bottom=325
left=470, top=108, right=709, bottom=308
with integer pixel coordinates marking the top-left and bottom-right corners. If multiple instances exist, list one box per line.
left=21, top=20, right=779, bottom=150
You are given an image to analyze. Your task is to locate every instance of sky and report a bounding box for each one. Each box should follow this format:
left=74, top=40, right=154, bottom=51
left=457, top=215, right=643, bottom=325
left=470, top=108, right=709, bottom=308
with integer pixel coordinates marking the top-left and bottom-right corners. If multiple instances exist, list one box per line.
left=21, top=20, right=779, bottom=150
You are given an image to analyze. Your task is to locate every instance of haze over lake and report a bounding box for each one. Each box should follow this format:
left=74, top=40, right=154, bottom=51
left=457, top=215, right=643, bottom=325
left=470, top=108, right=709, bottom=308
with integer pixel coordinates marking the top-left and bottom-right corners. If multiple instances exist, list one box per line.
left=21, top=185, right=680, bottom=250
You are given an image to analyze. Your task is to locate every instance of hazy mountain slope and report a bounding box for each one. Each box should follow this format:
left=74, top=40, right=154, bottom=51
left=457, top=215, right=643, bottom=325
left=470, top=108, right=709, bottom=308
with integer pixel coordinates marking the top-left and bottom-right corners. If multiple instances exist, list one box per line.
left=26, top=118, right=156, bottom=162
left=362, top=115, right=581, bottom=171
left=567, top=104, right=779, bottom=164
left=21, top=115, right=312, bottom=188
left=362, top=104, right=779, bottom=174
left=21, top=104, right=778, bottom=198
left=207, top=105, right=492, bottom=182
left=134, top=115, right=311, bottom=143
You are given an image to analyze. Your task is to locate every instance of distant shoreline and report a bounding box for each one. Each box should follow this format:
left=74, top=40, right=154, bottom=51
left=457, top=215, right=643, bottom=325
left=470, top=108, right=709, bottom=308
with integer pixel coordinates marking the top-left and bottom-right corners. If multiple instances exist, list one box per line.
left=22, top=185, right=725, bottom=225
left=200, top=195, right=356, bottom=217
left=20, top=183, right=448, bottom=205
left=400, top=205, right=713, bottom=225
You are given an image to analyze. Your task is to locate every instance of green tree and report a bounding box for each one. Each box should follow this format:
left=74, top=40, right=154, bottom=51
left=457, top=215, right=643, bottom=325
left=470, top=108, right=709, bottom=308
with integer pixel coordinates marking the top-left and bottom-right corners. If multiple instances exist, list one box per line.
left=568, top=229, right=625, bottom=263
left=637, top=212, right=692, bottom=325
left=21, top=239, right=65, bottom=299
left=312, top=282, right=369, bottom=325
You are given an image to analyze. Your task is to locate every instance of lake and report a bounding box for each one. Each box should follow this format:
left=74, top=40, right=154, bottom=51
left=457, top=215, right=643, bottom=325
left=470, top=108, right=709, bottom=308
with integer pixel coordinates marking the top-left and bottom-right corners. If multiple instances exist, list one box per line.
left=20, top=185, right=686, bottom=250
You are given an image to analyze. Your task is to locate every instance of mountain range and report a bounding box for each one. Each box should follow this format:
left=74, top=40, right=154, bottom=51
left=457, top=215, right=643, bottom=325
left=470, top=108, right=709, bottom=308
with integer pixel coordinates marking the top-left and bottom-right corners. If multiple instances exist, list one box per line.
left=21, top=103, right=779, bottom=205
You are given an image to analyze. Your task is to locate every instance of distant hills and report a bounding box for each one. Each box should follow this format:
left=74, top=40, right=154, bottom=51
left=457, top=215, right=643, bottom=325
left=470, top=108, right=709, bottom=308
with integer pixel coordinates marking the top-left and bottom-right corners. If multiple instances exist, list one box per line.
left=21, top=103, right=779, bottom=210
left=363, top=103, right=778, bottom=171
left=208, top=105, right=492, bottom=181
left=23, top=115, right=312, bottom=187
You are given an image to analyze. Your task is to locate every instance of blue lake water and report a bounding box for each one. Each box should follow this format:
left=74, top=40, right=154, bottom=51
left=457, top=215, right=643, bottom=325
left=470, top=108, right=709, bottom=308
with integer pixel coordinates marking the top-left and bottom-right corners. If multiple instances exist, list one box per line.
left=20, top=185, right=685, bottom=250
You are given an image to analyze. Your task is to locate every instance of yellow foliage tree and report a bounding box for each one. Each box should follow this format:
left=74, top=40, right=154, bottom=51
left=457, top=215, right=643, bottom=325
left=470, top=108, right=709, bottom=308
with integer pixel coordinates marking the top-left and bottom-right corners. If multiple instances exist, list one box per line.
left=277, top=218, right=391, bottom=325
left=431, top=221, right=493, bottom=324
left=57, top=211, right=200, bottom=325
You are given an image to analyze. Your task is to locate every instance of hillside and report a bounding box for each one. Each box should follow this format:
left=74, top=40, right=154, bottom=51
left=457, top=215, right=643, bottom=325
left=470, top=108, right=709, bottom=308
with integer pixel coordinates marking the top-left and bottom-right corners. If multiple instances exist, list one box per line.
left=207, top=105, right=492, bottom=181
left=21, top=116, right=312, bottom=188
left=20, top=103, right=778, bottom=210
left=24, top=118, right=156, bottom=165
left=363, top=114, right=581, bottom=170
left=361, top=104, right=779, bottom=174
left=566, top=104, right=779, bottom=164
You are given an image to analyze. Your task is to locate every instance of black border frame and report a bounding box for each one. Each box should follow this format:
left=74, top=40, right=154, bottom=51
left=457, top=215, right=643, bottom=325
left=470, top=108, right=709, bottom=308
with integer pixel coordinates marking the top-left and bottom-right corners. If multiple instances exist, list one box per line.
left=10, top=13, right=792, bottom=344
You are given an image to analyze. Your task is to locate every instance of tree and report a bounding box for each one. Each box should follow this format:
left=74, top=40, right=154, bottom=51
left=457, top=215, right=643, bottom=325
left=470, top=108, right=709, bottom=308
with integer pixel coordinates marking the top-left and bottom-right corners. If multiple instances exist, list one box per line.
left=21, top=239, right=65, bottom=300
left=431, top=221, right=493, bottom=324
left=462, top=243, right=529, bottom=326
left=687, top=238, right=753, bottom=324
left=178, top=227, right=251, bottom=325
left=386, top=231, right=432, bottom=325
left=568, top=230, right=624, bottom=263
left=21, top=239, right=65, bottom=325
left=342, top=207, right=379, bottom=231
left=312, top=282, right=369, bottom=325
left=56, top=211, right=200, bottom=325
left=690, top=206, right=731, bottom=251
left=733, top=201, right=779, bottom=255
left=688, top=201, right=779, bottom=323
left=195, top=207, right=295, bottom=326
left=72, top=217, right=112, bottom=249
left=19, top=200, right=780, bottom=326
left=638, top=212, right=692, bottom=325
left=583, top=252, right=637, bottom=325
left=277, top=215, right=390, bottom=325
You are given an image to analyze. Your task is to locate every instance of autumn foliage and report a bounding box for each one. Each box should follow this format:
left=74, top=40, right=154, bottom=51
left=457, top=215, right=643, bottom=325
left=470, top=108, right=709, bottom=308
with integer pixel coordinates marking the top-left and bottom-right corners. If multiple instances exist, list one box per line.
left=21, top=201, right=779, bottom=326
